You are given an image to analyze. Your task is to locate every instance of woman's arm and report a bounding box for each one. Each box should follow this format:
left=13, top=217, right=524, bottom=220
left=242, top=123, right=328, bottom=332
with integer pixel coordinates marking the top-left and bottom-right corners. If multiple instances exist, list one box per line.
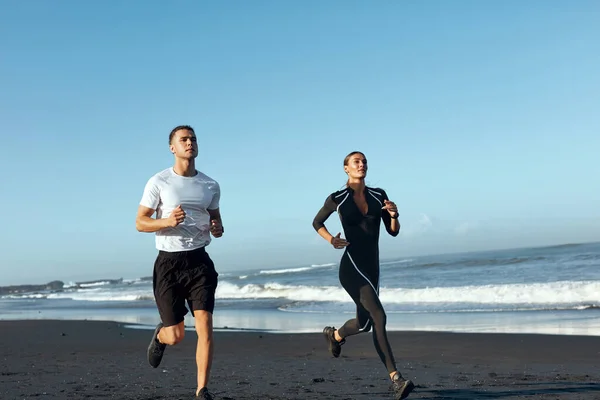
left=313, top=195, right=349, bottom=248
left=381, top=190, right=400, bottom=237
left=312, top=195, right=336, bottom=240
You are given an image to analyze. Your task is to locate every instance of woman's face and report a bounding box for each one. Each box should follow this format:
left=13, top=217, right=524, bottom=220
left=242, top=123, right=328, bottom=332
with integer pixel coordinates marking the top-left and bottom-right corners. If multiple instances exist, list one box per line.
left=344, top=153, right=367, bottom=180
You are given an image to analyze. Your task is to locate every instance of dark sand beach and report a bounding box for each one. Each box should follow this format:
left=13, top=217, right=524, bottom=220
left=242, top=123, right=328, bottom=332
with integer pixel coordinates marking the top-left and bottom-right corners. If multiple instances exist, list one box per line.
left=1, top=320, right=599, bottom=399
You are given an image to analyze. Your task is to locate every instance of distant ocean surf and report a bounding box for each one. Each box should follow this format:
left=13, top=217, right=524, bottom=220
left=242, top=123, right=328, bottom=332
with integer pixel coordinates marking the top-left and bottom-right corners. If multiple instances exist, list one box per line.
left=2, top=242, right=599, bottom=336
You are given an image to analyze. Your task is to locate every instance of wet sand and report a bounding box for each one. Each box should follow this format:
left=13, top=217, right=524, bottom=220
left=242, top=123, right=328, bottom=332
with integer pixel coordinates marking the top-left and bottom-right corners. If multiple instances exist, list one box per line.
left=1, top=320, right=599, bottom=399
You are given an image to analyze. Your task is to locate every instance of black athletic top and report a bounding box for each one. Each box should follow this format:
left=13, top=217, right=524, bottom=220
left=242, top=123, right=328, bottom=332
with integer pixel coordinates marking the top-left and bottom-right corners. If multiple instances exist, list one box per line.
left=312, top=186, right=398, bottom=253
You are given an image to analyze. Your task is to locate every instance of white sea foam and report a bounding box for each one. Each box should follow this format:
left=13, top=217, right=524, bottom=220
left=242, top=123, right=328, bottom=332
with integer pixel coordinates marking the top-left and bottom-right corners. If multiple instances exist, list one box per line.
left=310, top=263, right=337, bottom=268
left=259, top=267, right=314, bottom=275
left=259, top=263, right=336, bottom=275
left=4, top=280, right=600, bottom=310
left=380, top=259, right=413, bottom=266
left=216, top=281, right=342, bottom=301
left=215, top=280, right=600, bottom=306
left=45, top=288, right=154, bottom=302
left=78, top=281, right=114, bottom=288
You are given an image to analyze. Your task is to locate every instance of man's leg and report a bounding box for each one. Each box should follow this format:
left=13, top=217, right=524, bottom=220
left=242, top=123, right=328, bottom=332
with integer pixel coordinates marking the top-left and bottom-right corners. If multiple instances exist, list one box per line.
left=186, top=247, right=219, bottom=396
left=148, top=321, right=186, bottom=368
left=193, top=310, right=214, bottom=395
left=149, top=251, right=189, bottom=368
left=157, top=321, right=186, bottom=345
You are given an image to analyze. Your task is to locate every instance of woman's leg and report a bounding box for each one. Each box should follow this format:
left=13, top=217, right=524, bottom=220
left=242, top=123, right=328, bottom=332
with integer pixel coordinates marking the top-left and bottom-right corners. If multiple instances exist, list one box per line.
left=323, top=252, right=372, bottom=356
left=357, top=284, right=396, bottom=373
left=329, top=251, right=414, bottom=398
left=337, top=251, right=374, bottom=336
left=337, top=250, right=398, bottom=372
left=340, top=275, right=415, bottom=398
left=335, top=251, right=377, bottom=340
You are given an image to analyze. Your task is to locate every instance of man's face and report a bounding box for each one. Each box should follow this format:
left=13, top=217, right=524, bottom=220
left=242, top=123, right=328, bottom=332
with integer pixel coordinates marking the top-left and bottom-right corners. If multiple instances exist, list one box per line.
left=170, top=129, right=198, bottom=159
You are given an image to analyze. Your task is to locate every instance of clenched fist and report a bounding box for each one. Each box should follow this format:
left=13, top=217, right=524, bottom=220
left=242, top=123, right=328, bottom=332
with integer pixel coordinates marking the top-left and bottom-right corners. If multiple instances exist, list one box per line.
left=167, top=205, right=186, bottom=227
left=210, top=219, right=223, bottom=238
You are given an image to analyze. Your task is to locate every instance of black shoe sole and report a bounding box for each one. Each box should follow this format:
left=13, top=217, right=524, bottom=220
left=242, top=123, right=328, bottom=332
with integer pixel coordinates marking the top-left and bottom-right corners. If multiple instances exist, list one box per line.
left=395, top=379, right=415, bottom=400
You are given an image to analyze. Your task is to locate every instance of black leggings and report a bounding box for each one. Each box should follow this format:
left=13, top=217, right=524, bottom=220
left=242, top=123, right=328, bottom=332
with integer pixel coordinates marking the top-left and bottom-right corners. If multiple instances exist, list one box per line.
left=337, top=250, right=397, bottom=373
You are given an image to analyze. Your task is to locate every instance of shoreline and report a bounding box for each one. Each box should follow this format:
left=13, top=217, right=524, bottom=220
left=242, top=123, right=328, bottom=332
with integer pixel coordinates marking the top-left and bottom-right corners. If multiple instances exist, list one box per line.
left=1, top=319, right=599, bottom=399
left=4, top=316, right=600, bottom=337
left=3, top=305, right=600, bottom=337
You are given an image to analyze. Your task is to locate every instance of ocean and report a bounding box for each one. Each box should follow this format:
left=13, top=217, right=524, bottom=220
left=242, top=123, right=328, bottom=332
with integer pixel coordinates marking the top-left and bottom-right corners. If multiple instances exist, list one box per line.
left=1, top=242, right=599, bottom=336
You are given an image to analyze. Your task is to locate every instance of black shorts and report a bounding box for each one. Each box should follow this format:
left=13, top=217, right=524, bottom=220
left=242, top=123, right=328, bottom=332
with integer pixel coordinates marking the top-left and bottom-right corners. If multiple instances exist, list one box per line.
left=152, top=246, right=219, bottom=327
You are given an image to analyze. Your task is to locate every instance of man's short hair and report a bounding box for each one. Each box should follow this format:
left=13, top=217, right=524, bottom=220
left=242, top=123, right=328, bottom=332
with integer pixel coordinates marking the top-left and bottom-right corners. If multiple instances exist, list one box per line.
left=169, top=125, right=195, bottom=144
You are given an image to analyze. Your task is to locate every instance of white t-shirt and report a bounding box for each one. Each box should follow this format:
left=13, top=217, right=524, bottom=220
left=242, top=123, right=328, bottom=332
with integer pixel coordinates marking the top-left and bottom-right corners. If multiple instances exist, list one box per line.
left=139, top=168, right=221, bottom=252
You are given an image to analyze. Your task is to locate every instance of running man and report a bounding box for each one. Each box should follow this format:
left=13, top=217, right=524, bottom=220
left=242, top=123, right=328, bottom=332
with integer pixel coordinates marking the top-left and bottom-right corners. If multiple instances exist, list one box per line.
left=312, top=151, right=415, bottom=400
left=136, top=125, right=222, bottom=400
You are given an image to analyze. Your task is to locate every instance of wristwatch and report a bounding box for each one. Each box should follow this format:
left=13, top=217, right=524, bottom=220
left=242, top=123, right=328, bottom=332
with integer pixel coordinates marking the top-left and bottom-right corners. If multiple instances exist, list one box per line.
left=390, top=214, right=399, bottom=219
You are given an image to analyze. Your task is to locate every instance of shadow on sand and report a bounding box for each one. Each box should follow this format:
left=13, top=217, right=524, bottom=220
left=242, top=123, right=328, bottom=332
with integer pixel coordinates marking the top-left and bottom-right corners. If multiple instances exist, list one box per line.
left=423, top=382, right=600, bottom=399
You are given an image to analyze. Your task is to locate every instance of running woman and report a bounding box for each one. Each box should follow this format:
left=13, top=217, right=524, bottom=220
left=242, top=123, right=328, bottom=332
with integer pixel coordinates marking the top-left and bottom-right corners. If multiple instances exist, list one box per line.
left=312, top=151, right=415, bottom=400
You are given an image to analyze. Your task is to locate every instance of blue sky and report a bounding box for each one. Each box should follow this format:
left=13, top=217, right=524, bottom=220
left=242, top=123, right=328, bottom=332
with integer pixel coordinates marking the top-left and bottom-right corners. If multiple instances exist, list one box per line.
left=1, top=1, right=599, bottom=285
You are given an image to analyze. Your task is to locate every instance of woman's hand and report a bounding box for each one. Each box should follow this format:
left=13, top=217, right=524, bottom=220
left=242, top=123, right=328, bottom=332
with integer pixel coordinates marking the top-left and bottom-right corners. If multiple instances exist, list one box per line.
left=383, top=200, right=399, bottom=218
left=330, top=232, right=349, bottom=249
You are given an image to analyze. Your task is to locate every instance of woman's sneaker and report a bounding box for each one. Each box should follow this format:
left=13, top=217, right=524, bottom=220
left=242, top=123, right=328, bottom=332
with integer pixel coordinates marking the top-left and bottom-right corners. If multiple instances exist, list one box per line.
left=196, top=387, right=214, bottom=399
left=322, top=326, right=345, bottom=358
left=391, top=373, right=415, bottom=399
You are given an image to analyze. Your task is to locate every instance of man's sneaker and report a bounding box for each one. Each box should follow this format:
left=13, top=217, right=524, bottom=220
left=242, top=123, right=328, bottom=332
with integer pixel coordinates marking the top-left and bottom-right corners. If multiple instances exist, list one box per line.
left=391, top=373, right=415, bottom=400
left=147, top=322, right=166, bottom=368
left=196, top=387, right=214, bottom=399
left=323, top=326, right=345, bottom=358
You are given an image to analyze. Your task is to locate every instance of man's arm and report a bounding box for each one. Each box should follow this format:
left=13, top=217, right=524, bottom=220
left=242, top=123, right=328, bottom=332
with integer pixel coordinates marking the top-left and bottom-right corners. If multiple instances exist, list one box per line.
left=136, top=176, right=174, bottom=233
left=208, top=208, right=223, bottom=237
left=208, top=207, right=221, bottom=223
left=136, top=205, right=182, bottom=232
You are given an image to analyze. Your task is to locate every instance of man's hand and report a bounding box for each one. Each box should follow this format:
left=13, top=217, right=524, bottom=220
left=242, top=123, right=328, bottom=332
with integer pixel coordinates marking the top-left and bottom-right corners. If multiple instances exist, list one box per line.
left=210, top=219, right=223, bottom=238
left=167, top=205, right=186, bottom=228
left=382, top=200, right=399, bottom=218
left=330, top=232, right=349, bottom=249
